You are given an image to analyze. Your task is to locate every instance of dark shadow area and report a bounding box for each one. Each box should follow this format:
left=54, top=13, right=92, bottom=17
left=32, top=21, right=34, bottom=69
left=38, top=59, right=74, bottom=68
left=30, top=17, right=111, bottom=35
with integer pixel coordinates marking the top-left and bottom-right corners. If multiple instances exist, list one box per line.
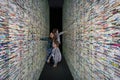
left=48, top=0, right=64, bottom=8
left=50, top=7, right=62, bottom=33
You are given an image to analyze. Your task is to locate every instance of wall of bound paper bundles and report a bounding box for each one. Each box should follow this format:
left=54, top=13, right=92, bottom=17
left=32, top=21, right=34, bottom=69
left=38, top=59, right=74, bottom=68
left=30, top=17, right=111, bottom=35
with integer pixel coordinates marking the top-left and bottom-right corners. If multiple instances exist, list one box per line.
left=63, top=0, right=120, bottom=80
left=0, top=0, right=49, bottom=80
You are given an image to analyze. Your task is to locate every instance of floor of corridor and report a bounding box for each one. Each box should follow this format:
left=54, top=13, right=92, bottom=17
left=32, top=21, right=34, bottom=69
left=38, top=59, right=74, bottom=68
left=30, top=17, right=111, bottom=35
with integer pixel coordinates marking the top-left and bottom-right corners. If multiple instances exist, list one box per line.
left=39, top=55, right=73, bottom=80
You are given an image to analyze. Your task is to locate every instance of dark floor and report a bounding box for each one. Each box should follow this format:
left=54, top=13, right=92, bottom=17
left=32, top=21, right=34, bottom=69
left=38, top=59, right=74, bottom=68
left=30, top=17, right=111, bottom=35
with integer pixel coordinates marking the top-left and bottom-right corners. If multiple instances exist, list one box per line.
left=39, top=55, right=73, bottom=80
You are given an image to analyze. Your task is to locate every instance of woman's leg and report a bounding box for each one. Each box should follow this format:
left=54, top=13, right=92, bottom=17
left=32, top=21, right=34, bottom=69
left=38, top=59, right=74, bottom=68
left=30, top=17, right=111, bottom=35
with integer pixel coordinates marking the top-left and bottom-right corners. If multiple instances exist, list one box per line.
left=53, top=59, right=58, bottom=67
left=46, top=48, right=52, bottom=61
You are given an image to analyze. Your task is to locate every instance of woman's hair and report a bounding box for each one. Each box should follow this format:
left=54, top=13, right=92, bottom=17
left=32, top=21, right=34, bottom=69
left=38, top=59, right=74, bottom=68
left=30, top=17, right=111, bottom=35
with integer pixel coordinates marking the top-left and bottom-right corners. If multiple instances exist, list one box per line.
left=53, top=40, right=59, bottom=47
left=52, top=28, right=58, bottom=34
left=49, top=32, right=57, bottom=41
left=52, top=28, right=58, bottom=40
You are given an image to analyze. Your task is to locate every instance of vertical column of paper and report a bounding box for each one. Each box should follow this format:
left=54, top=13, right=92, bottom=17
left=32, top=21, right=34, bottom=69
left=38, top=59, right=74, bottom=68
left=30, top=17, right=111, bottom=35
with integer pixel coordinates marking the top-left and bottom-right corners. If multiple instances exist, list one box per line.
left=0, top=0, right=9, bottom=80
left=0, top=0, right=49, bottom=80
left=63, top=0, right=76, bottom=78
left=8, top=0, right=29, bottom=80
left=88, top=0, right=120, bottom=80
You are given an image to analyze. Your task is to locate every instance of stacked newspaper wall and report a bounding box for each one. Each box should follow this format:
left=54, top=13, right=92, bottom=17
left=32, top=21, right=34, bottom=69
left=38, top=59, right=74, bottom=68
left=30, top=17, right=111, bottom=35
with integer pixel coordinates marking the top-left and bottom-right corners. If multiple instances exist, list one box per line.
left=0, top=0, right=49, bottom=80
left=63, top=0, right=120, bottom=80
